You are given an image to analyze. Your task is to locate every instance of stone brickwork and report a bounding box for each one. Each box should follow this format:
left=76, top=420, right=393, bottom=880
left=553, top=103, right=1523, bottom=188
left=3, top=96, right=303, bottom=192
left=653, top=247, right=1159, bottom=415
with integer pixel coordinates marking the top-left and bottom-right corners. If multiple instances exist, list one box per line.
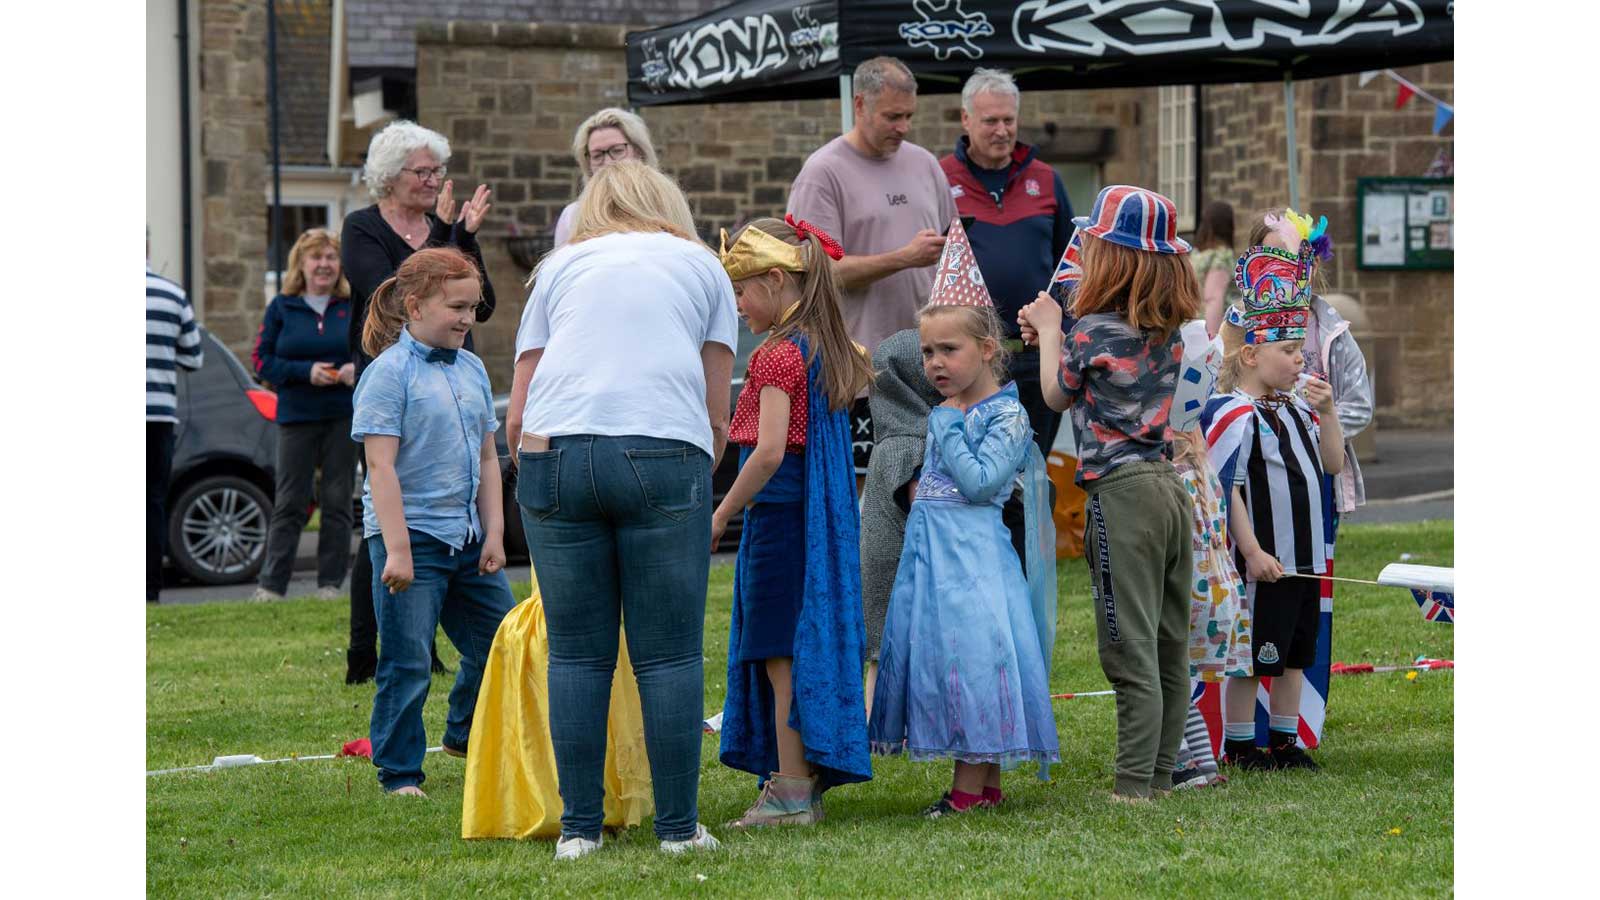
left=1202, top=64, right=1454, bottom=427
left=416, top=21, right=1156, bottom=391
left=198, top=0, right=270, bottom=350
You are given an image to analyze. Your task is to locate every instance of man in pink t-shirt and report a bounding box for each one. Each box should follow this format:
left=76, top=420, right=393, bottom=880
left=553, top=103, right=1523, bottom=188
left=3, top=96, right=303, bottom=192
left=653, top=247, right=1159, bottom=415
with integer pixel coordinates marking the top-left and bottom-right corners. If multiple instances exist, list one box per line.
left=786, top=57, right=957, bottom=357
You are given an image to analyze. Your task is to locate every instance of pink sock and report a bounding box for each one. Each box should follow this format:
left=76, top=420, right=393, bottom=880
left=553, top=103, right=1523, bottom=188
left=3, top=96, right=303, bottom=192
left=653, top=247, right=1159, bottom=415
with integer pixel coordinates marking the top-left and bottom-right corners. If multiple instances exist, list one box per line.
left=981, top=786, right=1004, bottom=807
left=949, top=789, right=984, bottom=811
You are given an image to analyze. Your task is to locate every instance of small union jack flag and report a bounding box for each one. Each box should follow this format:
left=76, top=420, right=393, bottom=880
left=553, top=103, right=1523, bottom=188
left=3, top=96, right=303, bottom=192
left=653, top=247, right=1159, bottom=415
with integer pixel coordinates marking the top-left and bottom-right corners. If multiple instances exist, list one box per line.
left=1048, top=232, right=1083, bottom=305
left=1411, top=589, right=1454, bottom=624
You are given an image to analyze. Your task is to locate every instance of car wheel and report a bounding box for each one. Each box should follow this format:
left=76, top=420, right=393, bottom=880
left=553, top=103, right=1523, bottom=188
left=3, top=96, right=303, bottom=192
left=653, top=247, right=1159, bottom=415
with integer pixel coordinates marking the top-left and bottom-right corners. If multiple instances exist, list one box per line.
left=169, top=475, right=272, bottom=585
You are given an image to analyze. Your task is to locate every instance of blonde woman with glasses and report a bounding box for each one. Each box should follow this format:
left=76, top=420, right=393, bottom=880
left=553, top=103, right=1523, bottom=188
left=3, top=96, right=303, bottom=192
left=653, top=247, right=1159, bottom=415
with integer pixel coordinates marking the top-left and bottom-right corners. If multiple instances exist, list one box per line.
left=552, top=108, right=661, bottom=247
left=508, top=161, right=734, bottom=859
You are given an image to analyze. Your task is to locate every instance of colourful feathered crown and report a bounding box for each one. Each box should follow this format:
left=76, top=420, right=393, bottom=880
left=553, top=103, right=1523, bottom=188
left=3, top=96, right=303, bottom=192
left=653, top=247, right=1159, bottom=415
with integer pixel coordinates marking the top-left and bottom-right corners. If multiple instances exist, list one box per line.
left=1224, top=241, right=1314, bottom=344
left=1265, top=208, right=1333, bottom=263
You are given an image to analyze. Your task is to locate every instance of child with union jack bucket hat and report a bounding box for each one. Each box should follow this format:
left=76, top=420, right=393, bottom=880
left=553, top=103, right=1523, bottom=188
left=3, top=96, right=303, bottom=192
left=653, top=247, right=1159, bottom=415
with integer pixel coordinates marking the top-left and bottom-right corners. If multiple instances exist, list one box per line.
left=1017, top=184, right=1201, bottom=802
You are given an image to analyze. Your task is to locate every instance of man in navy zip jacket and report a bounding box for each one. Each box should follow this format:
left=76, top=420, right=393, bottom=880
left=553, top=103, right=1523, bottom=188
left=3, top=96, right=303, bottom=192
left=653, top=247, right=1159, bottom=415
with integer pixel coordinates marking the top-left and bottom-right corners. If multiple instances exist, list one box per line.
left=939, top=68, right=1075, bottom=459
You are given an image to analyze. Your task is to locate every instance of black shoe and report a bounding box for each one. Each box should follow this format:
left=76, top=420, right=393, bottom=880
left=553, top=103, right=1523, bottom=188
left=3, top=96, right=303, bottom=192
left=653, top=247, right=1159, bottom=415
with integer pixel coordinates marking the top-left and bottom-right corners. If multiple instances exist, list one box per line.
left=1223, top=742, right=1277, bottom=772
left=923, top=792, right=961, bottom=819
left=442, top=740, right=467, bottom=759
left=1268, top=740, right=1322, bottom=772
left=345, top=649, right=377, bottom=685
left=1171, top=763, right=1211, bottom=790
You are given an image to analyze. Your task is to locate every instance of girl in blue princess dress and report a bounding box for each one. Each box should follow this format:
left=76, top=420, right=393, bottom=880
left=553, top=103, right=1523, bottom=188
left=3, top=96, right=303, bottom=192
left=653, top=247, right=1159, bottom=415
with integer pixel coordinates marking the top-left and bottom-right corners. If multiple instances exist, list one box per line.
left=868, top=298, right=1059, bottom=817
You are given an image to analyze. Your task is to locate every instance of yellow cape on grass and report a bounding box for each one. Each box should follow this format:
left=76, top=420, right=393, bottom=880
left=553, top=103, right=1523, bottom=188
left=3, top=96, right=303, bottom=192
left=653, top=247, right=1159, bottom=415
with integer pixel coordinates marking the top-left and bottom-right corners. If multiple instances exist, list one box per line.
left=461, top=580, right=653, bottom=839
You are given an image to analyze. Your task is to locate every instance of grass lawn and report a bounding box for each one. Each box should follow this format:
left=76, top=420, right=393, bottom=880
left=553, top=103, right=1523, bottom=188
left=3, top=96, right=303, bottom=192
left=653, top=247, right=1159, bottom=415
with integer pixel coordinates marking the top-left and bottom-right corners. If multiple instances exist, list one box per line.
left=147, top=520, right=1452, bottom=897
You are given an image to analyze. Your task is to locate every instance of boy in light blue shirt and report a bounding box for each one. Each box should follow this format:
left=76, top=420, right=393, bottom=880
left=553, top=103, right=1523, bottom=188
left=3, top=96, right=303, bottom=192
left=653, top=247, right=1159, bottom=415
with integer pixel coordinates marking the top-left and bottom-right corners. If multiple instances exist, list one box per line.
left=351, top=247, right=515, bottom=797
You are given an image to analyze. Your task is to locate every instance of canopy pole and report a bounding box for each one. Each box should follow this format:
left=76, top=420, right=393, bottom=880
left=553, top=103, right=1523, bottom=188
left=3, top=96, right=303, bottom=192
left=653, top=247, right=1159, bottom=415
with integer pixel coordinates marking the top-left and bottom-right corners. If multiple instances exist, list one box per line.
left=840, top=74, right=853, bottom=134
left=1284, top=73, right=1299, bottom=210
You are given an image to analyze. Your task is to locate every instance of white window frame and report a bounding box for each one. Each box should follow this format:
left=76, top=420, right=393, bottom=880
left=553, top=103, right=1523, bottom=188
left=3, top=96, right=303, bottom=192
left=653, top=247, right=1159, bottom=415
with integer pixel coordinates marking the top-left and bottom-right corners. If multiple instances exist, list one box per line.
left=1157, top=85, right=1197, bottom=234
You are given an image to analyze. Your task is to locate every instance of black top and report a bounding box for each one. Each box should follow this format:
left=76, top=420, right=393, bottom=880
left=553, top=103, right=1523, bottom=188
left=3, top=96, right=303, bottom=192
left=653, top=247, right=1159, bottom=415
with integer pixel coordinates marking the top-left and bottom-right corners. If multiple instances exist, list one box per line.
left=341, top=204, right=497, bottom=378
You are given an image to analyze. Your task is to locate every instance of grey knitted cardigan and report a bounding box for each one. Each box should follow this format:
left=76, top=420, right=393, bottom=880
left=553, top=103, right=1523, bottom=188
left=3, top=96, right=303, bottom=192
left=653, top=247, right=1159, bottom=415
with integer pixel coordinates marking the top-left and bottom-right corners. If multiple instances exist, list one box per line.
left=859, top=328, right=945, bottom=660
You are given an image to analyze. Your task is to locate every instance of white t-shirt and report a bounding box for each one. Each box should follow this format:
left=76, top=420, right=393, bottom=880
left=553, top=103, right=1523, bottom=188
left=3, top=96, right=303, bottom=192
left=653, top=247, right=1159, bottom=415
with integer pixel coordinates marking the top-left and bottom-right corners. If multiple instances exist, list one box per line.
left=516, top=231, right=738, bottom=457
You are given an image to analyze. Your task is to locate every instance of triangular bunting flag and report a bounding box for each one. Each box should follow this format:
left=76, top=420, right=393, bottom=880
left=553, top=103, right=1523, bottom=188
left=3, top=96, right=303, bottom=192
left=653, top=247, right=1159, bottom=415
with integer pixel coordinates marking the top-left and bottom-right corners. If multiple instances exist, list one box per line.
left=1394, top=83, right=1416, bottom=110
left=927, top=217, right=994, bottom=308
left=1432, top=103, right=1454, bottom=135
left=1358, top=70, right=1380, bottom=87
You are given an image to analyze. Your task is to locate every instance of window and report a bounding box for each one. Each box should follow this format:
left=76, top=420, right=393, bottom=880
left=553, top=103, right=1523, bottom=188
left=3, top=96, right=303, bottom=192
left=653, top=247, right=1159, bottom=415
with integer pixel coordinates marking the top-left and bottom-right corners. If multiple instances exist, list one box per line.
left=1157, top=85, right=1197, bottom=233
left=1055, top=162, right=1101, bottom=224
left=263, top=202, right=334, bottom=301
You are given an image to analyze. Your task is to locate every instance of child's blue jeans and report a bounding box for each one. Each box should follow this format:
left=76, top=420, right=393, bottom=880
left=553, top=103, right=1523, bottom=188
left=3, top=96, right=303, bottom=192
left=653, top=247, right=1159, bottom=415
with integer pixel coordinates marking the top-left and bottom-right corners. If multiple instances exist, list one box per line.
left=368, top=530, right=515, bottom=791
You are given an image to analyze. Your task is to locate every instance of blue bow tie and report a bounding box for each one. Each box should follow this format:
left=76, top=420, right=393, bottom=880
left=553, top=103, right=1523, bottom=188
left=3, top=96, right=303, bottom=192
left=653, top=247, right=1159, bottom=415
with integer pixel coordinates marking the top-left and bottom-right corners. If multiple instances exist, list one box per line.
left=425, top=347, right=458, bottom=365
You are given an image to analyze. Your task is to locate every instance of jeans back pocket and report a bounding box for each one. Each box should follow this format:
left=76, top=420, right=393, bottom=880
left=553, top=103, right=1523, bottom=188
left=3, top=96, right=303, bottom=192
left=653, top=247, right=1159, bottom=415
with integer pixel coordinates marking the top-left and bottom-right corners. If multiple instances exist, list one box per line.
left=516, top=449, right=561, bottom=521
left=625, top=446, right=704, bottom=522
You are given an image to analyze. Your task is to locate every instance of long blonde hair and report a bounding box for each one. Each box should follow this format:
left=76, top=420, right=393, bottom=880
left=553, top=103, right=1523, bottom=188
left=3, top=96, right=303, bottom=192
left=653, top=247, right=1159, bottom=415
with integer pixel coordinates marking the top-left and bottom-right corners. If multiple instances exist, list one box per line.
left=1216, top=319, right=1246, bottom=393
left=526, top=161, right=701, bottom=286
left=734, top=218, right=872, bottom=411
left=283, top=228, right=350, bottom=298
left=362, top=247, right=481, bottom=358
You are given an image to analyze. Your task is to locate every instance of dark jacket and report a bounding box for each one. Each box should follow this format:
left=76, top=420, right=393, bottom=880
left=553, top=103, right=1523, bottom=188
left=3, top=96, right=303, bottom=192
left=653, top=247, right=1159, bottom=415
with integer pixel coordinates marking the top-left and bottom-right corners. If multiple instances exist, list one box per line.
left=340, top=204, right=497, bottom=379
left=251, top=294, right=355, bottom=424
left=940, top=137, right=1075, bottom=336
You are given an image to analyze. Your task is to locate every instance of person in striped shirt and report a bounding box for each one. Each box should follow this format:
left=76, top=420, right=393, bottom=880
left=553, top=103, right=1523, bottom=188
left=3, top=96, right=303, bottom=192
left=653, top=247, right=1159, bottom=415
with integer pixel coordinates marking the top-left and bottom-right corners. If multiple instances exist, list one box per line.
left=147, top=265, right=204, bottom=603
left=1203, top=240, right=1344, bottom=772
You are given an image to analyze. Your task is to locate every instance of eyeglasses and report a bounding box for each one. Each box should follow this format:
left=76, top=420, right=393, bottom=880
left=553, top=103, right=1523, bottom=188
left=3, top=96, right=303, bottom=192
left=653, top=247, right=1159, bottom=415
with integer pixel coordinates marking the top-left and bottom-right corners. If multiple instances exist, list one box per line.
left=588, top=143, right=632, bottom=166
left=401, top=165, right=448, bottom=183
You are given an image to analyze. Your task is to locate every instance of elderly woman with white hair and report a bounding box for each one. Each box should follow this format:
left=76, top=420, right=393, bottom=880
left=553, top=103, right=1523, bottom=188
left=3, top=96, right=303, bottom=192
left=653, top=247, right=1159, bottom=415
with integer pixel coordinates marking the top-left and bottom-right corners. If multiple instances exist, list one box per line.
left=551, top=108, right=660, bottom=247
left=340, top=119, right=496, bottom=685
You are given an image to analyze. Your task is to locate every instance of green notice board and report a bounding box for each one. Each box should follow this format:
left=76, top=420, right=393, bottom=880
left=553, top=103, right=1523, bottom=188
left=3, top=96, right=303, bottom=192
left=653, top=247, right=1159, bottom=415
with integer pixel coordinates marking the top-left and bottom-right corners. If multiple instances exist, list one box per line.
left=1356, top=177, right=1453, bottom=270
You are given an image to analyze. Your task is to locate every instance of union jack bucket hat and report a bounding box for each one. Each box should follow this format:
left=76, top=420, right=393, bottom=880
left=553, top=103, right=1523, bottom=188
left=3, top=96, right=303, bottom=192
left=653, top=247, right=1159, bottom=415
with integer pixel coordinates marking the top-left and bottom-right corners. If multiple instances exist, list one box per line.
left=1072, top=185, right=1192, bottom=254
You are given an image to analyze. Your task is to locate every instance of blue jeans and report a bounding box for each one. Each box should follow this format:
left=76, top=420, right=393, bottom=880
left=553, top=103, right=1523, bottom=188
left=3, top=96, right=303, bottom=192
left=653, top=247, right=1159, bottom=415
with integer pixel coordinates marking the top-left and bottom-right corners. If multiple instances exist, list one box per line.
left=518, top=434, right=711, bottom=842
left=368, top=530, right=515, bottom=791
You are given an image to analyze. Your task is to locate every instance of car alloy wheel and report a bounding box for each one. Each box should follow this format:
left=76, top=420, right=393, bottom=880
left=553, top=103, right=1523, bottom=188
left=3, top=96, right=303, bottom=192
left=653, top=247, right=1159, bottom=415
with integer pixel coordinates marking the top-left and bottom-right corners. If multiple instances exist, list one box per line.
left=169, top=475, right=271, bottom=585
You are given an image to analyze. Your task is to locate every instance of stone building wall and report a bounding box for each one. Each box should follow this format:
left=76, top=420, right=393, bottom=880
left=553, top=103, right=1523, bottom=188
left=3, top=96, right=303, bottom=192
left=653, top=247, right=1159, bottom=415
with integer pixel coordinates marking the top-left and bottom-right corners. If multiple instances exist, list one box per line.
left=197, top=0, right=270, bottom=348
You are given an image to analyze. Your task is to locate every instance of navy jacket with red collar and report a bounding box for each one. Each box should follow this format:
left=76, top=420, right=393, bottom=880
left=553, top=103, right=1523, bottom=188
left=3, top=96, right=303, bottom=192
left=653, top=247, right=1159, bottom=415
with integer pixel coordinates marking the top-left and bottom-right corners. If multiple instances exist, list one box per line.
left=939, top=137, right=1075, bottom=337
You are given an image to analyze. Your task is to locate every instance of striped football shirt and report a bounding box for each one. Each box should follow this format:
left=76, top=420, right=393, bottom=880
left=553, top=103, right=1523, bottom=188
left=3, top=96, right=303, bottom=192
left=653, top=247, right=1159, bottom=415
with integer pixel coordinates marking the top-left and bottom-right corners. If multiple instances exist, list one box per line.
left=147, top=266, right=203, bottom=423
left=1202, top=389, right=1326, bottom=575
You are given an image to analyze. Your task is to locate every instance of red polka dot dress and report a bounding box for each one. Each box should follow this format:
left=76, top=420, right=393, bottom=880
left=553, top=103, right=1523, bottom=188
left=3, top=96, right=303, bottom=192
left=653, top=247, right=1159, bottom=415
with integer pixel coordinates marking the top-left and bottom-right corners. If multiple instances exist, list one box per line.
left=730, top=339, right=808, bottom=452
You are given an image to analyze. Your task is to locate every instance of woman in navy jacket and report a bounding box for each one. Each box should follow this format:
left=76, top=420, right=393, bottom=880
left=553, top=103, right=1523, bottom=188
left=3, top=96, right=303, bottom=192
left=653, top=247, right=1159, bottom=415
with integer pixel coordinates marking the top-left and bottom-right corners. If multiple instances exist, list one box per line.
left=250, top=228, right=357, bottom=602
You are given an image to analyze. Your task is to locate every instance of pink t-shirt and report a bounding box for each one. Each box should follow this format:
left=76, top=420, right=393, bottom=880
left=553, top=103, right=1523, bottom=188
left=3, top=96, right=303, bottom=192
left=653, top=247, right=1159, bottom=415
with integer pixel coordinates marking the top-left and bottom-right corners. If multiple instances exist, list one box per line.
left=786, top=136, right=957, bottom=354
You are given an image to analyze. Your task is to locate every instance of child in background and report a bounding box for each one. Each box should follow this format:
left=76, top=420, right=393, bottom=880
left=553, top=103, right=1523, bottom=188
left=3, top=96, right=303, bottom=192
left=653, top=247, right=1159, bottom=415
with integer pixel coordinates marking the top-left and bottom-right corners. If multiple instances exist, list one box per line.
left=714, top=216, right=875, bottom=826
left=870, top=220, right=1058, bottom=818
left=1018, top=185, right=1199, bottom=802
left=1168, top=321, right=1251, bottom=790
left=1202, top=237, right=1345, bottom=772
left=352, top=246, right=516, bottom=797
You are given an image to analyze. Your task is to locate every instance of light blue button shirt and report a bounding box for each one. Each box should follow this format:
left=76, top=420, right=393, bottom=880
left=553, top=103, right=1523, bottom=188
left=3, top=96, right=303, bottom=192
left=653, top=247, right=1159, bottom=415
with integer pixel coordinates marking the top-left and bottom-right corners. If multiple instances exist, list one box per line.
left=351, top=327, right=497, bottom=551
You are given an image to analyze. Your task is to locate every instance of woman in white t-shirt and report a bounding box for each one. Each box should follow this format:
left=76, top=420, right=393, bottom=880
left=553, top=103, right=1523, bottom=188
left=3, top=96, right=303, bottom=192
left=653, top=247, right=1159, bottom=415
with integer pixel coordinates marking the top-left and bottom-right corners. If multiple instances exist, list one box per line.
left=507, top=161, right=736, bottom=859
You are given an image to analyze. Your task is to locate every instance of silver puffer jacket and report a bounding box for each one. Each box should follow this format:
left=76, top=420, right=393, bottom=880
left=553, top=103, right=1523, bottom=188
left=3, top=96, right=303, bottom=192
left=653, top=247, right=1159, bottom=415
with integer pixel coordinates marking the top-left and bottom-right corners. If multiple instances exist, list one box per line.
left=1310, top=295, right=1374, bottom=512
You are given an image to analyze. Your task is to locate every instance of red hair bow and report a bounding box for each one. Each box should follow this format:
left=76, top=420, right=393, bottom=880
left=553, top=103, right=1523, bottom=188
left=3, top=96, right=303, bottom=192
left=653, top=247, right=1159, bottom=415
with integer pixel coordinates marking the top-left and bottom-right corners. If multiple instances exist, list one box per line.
left=785, top=213, right=845, bottom=261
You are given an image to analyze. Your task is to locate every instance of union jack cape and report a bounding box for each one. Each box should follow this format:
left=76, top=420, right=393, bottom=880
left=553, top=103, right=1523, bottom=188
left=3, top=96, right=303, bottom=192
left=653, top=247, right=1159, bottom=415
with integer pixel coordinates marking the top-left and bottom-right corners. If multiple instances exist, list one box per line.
left=1194, top=393, right=1334, bottom=753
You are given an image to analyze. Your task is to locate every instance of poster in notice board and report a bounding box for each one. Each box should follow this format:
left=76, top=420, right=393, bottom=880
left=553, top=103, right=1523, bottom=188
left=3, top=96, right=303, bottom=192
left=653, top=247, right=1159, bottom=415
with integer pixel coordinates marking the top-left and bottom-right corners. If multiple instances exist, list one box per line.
left=1357, top=178, right=1453, bottom=270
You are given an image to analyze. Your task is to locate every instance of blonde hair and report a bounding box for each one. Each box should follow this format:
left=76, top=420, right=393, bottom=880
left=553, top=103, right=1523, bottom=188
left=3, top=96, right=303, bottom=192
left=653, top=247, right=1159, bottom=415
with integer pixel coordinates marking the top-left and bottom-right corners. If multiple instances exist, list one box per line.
left=916, top=303, right=1011, bottom=385
left=732, top=218, right=872, bottom=410
left=572, top=107, right=659, bottom=178
left=362, top=247, right=481, bottom=358
left=1216, top=319, right=1246, bottom=393
left=1072, top=234, right=1200, bottom=340
left=526, top=161, right=702, bottom=286
left=1171, top=428, right=1212, bottom=473
left=282, top=228, right=350, bottom=298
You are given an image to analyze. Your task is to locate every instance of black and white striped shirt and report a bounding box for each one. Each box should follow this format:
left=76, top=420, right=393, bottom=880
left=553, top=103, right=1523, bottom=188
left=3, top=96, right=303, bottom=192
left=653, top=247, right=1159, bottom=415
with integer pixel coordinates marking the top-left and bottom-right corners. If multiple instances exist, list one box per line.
left=1221, top=390, right=1326, bottom=575
left=147, top=266, right=203, bottom=423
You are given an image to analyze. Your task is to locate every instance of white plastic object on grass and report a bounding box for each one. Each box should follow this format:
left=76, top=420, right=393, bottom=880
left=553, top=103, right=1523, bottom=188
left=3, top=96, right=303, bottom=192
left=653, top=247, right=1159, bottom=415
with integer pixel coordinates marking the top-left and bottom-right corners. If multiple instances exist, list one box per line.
left=1376, top=563, right=1454, bottom=594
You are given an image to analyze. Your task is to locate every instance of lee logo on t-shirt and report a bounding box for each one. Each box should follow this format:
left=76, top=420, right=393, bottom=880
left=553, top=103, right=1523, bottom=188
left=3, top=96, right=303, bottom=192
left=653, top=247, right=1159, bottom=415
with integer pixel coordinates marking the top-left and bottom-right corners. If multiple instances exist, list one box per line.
left=887, top=193, right=908, bottom=206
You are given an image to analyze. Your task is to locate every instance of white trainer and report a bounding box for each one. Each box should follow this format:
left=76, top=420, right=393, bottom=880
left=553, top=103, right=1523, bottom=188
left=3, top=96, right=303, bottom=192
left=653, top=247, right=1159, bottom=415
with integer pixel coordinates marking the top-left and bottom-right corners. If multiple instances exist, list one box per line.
left=659, top=823, right=721, bottom=854
left=553, top=833, right=603, bottom=861
left=316, top=586, right=342, bottom=601
left=249, top=587, right=285, bottom=603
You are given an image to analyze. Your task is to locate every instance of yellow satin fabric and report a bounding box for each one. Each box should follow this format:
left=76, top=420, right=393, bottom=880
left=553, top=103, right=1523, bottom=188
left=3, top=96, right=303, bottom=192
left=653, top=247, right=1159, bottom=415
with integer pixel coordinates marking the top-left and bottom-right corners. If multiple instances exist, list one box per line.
left=461, top=581, right=653, bottom=839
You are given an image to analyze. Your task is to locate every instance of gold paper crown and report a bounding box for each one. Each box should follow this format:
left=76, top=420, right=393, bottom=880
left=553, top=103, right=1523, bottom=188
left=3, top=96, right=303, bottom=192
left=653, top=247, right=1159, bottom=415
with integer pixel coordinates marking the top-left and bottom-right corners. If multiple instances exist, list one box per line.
left=719, top=226, right=808, bottom=282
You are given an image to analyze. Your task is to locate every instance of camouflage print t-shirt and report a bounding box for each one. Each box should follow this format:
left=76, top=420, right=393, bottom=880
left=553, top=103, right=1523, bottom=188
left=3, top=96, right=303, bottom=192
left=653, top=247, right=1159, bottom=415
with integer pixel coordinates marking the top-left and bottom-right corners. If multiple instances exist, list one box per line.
left=1057, top=312, right=1182, bottom=483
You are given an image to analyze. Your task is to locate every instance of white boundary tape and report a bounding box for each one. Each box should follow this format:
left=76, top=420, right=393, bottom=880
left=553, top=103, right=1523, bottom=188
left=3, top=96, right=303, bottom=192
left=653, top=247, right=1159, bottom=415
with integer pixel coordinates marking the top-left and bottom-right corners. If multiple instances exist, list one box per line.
left=148, top=745, right=441, bottom=777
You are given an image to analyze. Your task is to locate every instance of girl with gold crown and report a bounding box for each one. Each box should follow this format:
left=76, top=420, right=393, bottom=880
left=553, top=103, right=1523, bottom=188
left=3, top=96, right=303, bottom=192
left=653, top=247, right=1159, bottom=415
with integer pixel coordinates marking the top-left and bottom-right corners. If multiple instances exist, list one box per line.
left=713, top=215, right=875, bottom=827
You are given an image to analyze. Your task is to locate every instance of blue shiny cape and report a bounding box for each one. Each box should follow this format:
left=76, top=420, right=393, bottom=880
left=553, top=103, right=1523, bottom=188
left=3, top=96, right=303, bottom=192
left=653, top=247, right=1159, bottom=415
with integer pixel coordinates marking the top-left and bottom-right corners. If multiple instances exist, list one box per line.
left=719, top=335, right=872, bottom=787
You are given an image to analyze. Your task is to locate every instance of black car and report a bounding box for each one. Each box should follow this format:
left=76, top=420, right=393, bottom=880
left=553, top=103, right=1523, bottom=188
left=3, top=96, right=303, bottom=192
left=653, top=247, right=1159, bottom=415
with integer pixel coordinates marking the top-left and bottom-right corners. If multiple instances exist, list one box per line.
left=164, top=328, right=280, bottom=584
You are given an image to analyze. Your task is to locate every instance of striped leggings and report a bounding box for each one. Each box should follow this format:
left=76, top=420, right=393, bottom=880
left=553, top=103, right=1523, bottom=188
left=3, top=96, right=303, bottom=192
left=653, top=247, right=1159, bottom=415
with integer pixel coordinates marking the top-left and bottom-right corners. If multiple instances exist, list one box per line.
left=1174, top=690, right=1217, bottom=775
